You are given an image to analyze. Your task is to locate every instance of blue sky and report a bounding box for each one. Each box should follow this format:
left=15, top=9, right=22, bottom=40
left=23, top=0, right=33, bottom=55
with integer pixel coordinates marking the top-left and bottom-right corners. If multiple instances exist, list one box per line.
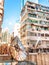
left=39, top=0, right=49, bottom=6
left=2, top=0, right=21, bottom=32
left=2, top=0, right=49, bottom=32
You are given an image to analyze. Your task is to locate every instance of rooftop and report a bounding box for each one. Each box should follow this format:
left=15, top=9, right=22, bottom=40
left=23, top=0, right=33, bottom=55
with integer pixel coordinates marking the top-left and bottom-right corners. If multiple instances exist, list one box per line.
left=21, top=1, right=49, bottom=12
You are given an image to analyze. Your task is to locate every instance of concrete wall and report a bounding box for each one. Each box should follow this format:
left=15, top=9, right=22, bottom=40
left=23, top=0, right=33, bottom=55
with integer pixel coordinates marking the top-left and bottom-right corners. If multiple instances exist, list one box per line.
left=27, top=53, right=49, bottom=65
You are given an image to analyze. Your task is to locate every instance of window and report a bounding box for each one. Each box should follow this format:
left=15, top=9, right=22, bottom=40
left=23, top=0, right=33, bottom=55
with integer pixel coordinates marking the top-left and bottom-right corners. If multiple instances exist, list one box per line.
left=38, top=16, right=41, bottom=18
left=46, top=18, right=49, bottom=20
left=41, top=34, right=44, bottom=36
left=27, top=32, right=37, bottom=36
left=27, top=42, right=29, bottom=45
left=28, top=19, right=38, bottom=24
left=40, top=21, right=42, bottom=24
left=26, top=24, right=31, bottom=29
left=36, top=6, right=38, bottom=10
left=27, top=5, right=35, bottom=9
left=38, top=33, right=40, bottom=36
left=36, top=26, right=39, bottom=31
left=44, top=27, right=48, bottom=30
left=28, top=13, right=37, bottom=18
left=41, top=27, right=44, bottom=30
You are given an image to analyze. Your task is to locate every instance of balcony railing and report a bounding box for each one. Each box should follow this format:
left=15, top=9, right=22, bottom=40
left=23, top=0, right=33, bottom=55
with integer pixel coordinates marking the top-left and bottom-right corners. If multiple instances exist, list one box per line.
left=0, top=5, right=3, bottom=9
left=0, top=9, right=3, bottom=13
left=26, top=36, right=49, bottom=41
left=27, top=18, right=49, bottom=26
left=27, top=29, right=49, bottom=34
left=0, top=17, right=2, bottom=21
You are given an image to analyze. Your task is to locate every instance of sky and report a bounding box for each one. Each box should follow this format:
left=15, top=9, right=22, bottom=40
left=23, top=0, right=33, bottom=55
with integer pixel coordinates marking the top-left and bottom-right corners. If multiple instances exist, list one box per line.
left=39, top=0, right=49, bottom=6
left=2, top=0, right=21, bottom=33
left=2, top=0, right=49, bottom=33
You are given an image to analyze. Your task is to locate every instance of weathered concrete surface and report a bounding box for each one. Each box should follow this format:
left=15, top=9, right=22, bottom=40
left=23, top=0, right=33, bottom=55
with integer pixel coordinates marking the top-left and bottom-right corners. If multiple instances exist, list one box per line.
left=27, top=53, right=49, bottom=65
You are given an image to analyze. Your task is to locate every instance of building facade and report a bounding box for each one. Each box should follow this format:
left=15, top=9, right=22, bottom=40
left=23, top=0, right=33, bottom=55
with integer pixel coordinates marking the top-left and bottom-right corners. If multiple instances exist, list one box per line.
left=14, top=23, right=20, bottom=38
left=21, top=0, right=38, bottom=9
left=21, top=0, right=49, bottom=10
left=0, top=0, right=4, bottom=42
left=2, top=29, right=11, bottom=44
left=20, top=1, right=49, bottom=52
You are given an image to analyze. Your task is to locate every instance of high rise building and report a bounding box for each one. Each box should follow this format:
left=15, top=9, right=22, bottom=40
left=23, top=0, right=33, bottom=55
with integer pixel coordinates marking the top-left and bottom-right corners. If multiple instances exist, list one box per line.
left=20, top=1, right=49, bottom=52
left=21, top=0, right=38, bottom=9
left=2, top=29, right=11, bottom=44
left=21, top=0, right=49, bottom=9
left=14, top=23, right=20, bottom=38
left=0, top=0, right=4, bottom=42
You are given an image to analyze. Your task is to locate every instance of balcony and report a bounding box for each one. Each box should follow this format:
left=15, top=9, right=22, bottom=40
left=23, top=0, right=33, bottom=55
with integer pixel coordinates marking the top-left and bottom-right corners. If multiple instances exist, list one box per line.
left=29, top=15, right=47, bottom=22
left=0, top=17, right=2, bottom=21
left=39, top=21, right=49, bottom=27
left=28, top=13, right=37, bottom=18
left=28, top=10, right=37, bottom=15
left=46, top=43, right=49, bottom=47
left=0, top=5, right=3, bottom=9
left=46, top=16, right=49, bottom=19
left=27, top=6, right=35, bottom=11
left=26, top=29, right=49, bottom=34
left=26, top=36, right=49, bottom=41
left=27, top=19, right=48, bottom=27
left=46, top=17, right=49, bottom=20
left=22, top=36, right=49, bottom=41
left=27, top=19, right=38, bottom=24
left=39, top=6, right=49, bottom=13
left=0, top=9, right=3, bottom=14
left=27, top=5, right=35, bottom=9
